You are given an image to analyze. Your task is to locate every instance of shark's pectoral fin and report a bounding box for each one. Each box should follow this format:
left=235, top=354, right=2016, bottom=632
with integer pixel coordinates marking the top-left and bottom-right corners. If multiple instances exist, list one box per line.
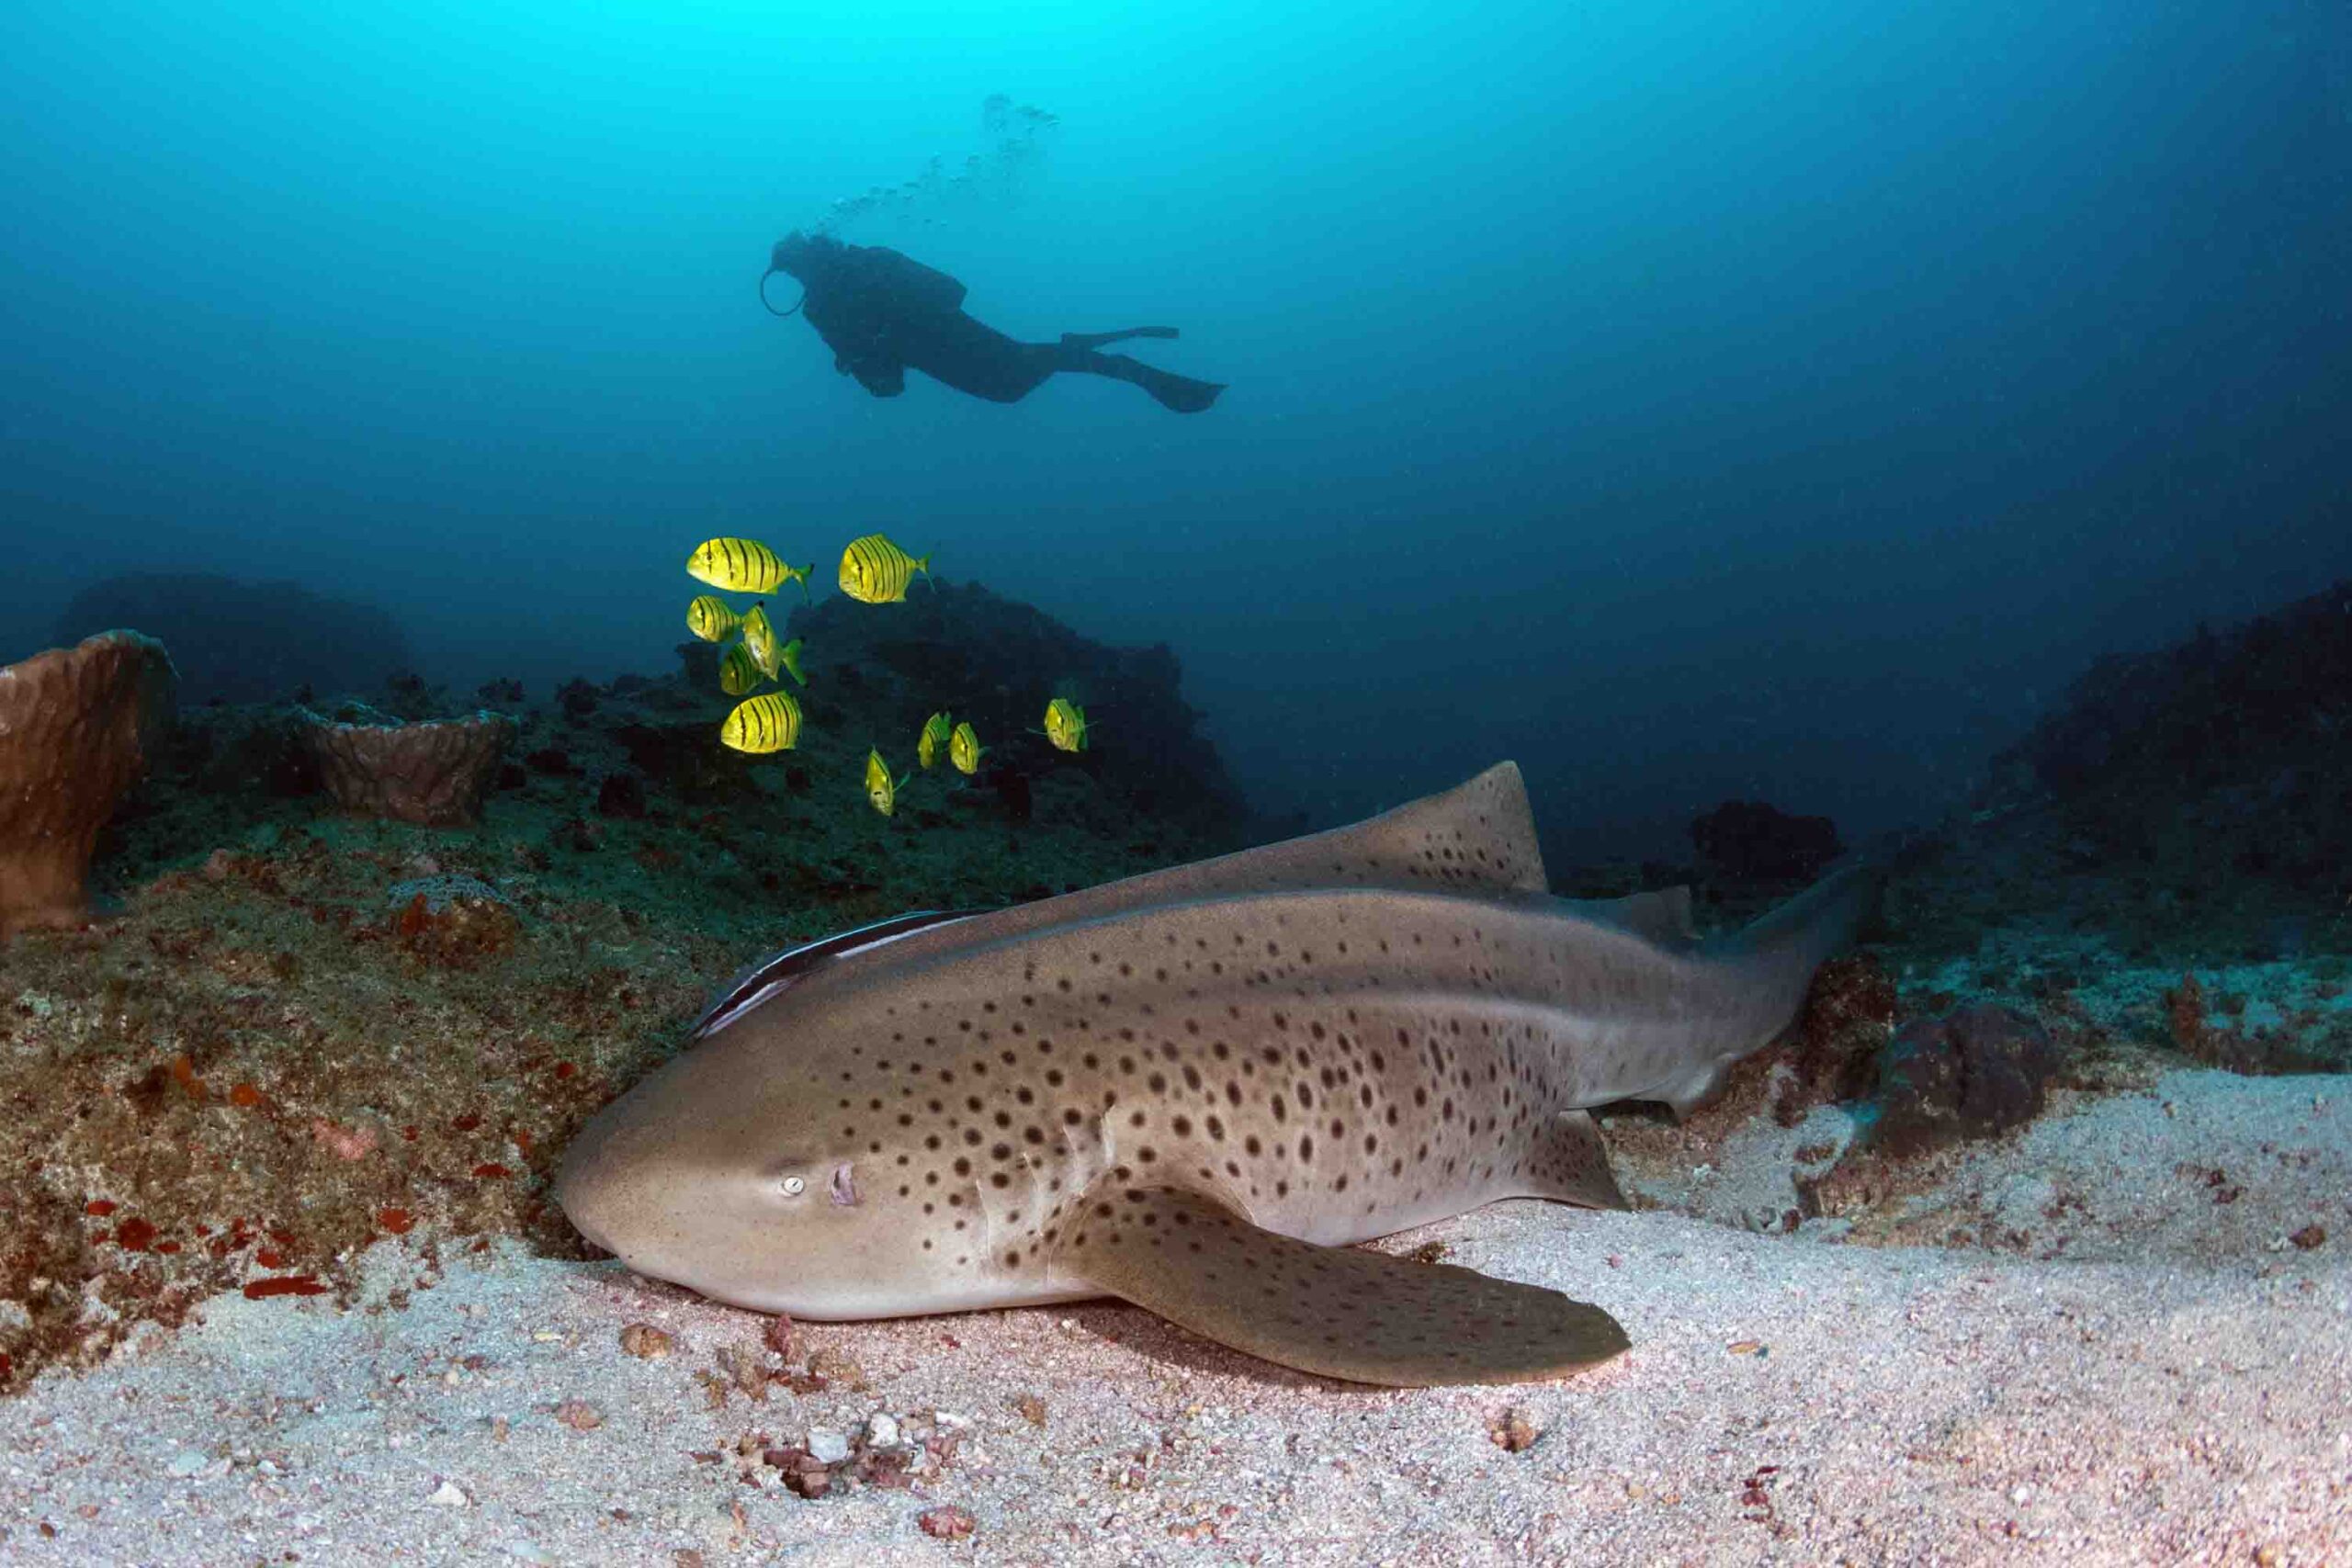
left=1521, top=1111, right=1630, bottom=1210
left=1049, top=1179, right=1629, bottom=1387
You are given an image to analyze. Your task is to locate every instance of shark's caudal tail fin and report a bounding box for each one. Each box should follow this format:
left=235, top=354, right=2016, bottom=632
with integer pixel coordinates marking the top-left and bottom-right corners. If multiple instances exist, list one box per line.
left=1651, top=860, right=1885, bottom=1119
left=1716, top=858, right=1884, bottom=972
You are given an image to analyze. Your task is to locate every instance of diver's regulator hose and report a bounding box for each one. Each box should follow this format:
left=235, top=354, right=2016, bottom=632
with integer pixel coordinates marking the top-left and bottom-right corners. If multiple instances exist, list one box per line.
left=758, top=267, right=805, bottom=318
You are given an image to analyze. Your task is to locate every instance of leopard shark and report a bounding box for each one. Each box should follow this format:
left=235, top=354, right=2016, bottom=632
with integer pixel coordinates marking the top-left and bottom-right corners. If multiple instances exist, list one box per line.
left=557, top=761, right=1877, bottom=1386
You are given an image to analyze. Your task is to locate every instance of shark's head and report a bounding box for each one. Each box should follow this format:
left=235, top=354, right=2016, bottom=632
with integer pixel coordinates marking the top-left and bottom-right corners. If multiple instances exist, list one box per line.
left=555, top=1022, right=947, bottom=1318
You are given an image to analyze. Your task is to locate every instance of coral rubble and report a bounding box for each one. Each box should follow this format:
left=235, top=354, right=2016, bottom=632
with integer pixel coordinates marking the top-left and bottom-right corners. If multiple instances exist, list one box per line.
left=0, top=631, right=177, bottom=936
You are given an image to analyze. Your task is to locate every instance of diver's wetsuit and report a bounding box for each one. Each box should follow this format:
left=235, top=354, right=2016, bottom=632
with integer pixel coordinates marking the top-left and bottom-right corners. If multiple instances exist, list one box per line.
left=765, top=234, right=1225, bottom=413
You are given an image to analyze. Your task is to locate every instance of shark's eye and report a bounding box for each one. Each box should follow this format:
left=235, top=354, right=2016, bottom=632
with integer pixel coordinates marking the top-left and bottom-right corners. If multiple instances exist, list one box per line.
left=780, top=1176, right=806, bottom=1197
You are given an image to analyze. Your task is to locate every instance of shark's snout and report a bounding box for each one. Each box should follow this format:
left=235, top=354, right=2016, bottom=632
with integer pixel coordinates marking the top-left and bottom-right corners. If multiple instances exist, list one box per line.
left=552, top=1102, right=643, bottom=1258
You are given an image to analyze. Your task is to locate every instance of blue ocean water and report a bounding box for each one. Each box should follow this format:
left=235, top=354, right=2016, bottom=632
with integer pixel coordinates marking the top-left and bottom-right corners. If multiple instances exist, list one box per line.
left=2, top=1, right=2345, bottom=860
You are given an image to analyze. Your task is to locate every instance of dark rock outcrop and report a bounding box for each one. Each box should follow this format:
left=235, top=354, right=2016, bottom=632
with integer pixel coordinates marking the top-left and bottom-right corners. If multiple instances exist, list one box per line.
left=1867, top=1004, right=2061, bottom=1156
left=52, top=572, right=414, bottom=706
left=1690, top=799, right=1843, bottom=884
left=1984, top=579, right=2352, bottom=897
left=779, top=579, right=1246, bottom=837
left=595, top=769, right=649, bottom=819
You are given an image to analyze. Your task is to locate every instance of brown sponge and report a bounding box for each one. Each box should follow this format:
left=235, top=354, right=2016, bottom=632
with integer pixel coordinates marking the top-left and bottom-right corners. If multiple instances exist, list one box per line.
left=301, top=710, right=517, bottom=826
left=0, top=631, right=178, bottom=937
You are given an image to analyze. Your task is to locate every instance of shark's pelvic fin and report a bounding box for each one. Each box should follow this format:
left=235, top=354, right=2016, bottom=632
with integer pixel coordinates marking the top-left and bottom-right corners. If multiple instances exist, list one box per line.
left=1655, top=1058, right=1739, bottom=1122
left=1051, top=1178, right=1629, bottom=1387
left=1520, top=1111, right=1630, bottom=1210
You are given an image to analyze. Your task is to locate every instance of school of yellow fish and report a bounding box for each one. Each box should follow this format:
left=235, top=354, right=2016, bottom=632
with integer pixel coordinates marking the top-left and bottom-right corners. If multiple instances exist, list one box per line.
left=683, top=533, right=1094, bottom=818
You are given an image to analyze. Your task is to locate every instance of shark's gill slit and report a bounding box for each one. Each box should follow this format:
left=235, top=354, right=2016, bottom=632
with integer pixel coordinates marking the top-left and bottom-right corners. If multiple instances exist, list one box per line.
left=829, top=1162, right=860, bottom=1206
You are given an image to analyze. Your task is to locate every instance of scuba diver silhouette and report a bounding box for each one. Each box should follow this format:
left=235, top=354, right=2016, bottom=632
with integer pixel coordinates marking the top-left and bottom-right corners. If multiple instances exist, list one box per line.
left=762, top=232, right=1225, bottom=414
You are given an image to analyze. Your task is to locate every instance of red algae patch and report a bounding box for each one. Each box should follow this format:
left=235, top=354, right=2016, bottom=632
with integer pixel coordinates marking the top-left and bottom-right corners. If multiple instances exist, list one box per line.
left=241, top=1276, right=327, bottom=1300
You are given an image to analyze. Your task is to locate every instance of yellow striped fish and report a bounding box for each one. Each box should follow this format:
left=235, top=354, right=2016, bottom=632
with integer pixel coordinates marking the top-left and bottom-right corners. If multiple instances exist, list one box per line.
left=685, top=594, right=742, bottom=643
left=741, top=604, right=785, bottom=680
left=777, top=637, right=806, bottom=685
left=949, top=720, right=985, bottom=775
left=1043, top=697, right=1089, bottom=753
left=718, top=641, right=764, bottom=696
left=917, top=711, right=951, bottom=770
left=864, top=749, right=906, bottom=817
left=838, top=534, right=933, bottom=604
left=719, top=692, right=802, bottom=754
left=687, top=537, right=812, bottom=598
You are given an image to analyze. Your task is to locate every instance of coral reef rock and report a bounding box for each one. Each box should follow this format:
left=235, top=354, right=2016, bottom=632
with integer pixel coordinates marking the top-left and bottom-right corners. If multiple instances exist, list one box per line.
left=1984, top=578, right=2352, bottom=898
left=300, top=707, right=518, bottom=826
left=781, top=579, right=1247, bottom=836
left=0, top=630, right=177, bottom=936
left=1895, top=578, right=2352, bottom=964
left=1690, top=798, right=1844, bottom=884
left=52, top=572, right=414, bottom=705
left=1867, top=1003, right=2060, bottom=1156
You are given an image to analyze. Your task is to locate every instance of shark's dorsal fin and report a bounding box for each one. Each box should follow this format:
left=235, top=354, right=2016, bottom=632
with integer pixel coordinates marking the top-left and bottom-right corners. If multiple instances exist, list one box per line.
left=1018, top=761, right=1548, bottom=909
left=1050, top=1177, right=1628, bottom=1387
left=722, top=765, right=1554, bottom=1021
left=1081, top=760, right=1544, bottom=908
left=1293, top=760, right=1550, bottom=895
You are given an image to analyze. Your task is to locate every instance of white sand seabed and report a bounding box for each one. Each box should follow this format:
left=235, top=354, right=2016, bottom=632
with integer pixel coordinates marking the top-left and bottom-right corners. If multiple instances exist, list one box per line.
left=3, top=1069, right=2347, bottom=1566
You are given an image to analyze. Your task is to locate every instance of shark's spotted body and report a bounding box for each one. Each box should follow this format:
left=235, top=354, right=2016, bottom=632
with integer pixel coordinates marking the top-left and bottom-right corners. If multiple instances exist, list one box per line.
left=559, top=763, right=1877, bottom=1385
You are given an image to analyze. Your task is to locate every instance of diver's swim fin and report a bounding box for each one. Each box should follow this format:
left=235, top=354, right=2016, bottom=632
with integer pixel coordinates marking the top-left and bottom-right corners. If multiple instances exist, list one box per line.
left=1084, top=351, right=1224, bottom=413
left=1131, top=362, right=1224, bottom=413
left=1062, top=326, right=1180, bottom=351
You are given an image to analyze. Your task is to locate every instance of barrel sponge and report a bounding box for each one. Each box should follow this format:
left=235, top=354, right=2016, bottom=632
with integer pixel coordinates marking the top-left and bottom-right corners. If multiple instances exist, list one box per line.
left=300, top=709, right=517, bottom=826
left=0, top=631, right=178, bottom=937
